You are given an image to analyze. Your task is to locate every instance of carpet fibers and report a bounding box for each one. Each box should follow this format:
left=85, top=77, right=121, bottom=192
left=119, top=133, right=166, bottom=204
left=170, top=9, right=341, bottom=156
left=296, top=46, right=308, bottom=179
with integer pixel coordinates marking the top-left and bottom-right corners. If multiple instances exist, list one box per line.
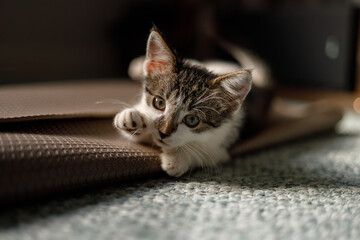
left=1, top=111, right=360, bottom=240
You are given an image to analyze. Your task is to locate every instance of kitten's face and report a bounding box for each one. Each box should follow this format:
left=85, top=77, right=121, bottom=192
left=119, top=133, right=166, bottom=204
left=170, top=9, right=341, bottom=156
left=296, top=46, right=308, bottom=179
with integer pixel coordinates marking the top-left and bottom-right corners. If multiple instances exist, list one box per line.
left=144, top=63, right=234, bottom=147
left=143, top=30, right=251, bottom=148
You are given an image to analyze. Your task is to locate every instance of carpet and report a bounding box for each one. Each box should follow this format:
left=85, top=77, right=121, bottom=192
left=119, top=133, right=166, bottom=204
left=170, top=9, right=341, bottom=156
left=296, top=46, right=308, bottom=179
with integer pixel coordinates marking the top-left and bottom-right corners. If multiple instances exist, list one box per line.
left=1, top=110, right=359, bottom=240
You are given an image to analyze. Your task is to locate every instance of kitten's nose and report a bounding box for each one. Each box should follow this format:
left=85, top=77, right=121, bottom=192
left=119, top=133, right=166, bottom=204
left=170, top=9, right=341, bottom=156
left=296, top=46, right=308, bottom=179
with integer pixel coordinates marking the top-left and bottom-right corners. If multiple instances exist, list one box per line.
left=158, top=130, right=170, bottom=139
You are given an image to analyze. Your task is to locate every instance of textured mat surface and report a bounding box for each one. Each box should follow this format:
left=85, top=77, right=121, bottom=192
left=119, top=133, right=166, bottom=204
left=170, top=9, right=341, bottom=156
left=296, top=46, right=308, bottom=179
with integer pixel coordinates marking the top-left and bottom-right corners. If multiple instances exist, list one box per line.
left=1, top=111, right=359, bottom=240
left=0, top=81, right=139, bottom=121
left=0, top=119, right=161, bottom=203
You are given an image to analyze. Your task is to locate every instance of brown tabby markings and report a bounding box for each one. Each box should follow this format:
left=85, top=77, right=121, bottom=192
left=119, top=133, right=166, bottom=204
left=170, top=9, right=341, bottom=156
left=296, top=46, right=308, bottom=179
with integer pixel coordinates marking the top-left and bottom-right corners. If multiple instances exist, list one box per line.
left=144, top=61, right=240, bottom=135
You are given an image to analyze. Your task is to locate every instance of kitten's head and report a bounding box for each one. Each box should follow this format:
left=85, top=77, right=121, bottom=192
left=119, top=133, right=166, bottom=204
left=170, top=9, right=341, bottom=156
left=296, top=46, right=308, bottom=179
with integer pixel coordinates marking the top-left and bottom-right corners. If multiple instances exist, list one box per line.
left=143, top=30, right=251, bottom=148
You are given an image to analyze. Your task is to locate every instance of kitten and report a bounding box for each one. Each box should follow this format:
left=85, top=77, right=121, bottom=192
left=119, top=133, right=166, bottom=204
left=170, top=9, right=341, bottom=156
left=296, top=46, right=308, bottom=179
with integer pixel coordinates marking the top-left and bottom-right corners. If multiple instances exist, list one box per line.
left=114, top=30, right=252, bottom=177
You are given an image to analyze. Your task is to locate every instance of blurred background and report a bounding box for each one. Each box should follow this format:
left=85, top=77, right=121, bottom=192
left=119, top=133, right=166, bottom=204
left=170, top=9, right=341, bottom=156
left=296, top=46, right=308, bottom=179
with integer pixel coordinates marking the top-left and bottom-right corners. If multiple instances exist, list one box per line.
left=0, top=0, right=359, bottom=92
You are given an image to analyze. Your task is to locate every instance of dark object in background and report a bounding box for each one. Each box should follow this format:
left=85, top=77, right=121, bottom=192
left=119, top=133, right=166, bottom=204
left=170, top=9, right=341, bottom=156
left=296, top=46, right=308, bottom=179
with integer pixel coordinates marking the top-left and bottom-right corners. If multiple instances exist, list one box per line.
left=220, top=5, right=359, bottom=90
left=0, top=1, right=358, bottom=90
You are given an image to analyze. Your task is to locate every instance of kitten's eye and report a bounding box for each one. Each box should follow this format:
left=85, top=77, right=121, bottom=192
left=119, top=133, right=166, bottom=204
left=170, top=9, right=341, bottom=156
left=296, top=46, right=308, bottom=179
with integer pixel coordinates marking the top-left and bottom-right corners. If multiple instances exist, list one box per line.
left=153, top=96, right=166, bottom=111
left=183, top=115, right=200, bottom=128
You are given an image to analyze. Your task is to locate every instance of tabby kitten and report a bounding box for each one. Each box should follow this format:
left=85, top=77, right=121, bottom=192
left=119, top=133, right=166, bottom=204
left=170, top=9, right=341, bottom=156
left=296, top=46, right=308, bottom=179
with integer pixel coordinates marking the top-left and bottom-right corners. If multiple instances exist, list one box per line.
left=114, top=30, right=252, bottom=177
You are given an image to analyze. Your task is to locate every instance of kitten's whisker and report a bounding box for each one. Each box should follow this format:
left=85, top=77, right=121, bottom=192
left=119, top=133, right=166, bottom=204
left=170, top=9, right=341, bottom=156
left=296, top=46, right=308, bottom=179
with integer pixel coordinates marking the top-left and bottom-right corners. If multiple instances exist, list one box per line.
left=130, top=93, right=143, bottom=102
left=191, top=144, right=218, bottom=174
left=196, top=106, right=220, bottom=114
left=195, top=95, right=232, bottom=108
left=186, top=144, right=210, bottom=170
left=193, top=108, right=206, bottom=120
left=184, top=144, right=204, bottom=169
left=95, top=99, right=131, bottom=108
left=126, top=129, right=142, bottom=145
left=205, top=96, right=231, bottom=105
left=197, top=146, right=216, bottom=167
left=193, top=91, right=208, bottom=106
left=192, top=92, right=218, bottom=106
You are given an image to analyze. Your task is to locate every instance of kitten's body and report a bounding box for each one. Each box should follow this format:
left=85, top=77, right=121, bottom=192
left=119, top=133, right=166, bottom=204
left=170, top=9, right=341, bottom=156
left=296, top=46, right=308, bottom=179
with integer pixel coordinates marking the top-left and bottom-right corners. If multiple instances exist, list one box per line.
left=114, top=30, right=253, bottom=177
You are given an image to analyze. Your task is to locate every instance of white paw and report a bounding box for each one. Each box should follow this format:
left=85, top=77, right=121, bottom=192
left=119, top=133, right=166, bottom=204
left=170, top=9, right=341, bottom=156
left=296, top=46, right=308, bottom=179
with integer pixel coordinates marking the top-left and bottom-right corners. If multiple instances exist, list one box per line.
left=160, top=153, right=190, bottom=177
left=114, top=108, right=147, bottom=136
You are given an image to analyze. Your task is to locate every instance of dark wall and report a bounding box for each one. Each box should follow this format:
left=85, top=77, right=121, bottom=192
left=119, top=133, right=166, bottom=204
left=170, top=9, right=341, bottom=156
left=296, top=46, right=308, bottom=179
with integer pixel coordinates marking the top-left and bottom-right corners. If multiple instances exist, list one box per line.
left=0, top=0, right=127, bottom=83
left=0, top=0, right=198, bottom=84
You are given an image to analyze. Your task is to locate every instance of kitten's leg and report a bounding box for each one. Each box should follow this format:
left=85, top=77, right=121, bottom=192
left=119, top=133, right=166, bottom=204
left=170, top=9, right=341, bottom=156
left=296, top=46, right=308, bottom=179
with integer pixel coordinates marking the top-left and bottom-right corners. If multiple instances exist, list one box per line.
left=161, top=145, right=230, bottom=177
left=160, top=149, right=192, bottom=178
left=114, top=108, right=152, bottom=144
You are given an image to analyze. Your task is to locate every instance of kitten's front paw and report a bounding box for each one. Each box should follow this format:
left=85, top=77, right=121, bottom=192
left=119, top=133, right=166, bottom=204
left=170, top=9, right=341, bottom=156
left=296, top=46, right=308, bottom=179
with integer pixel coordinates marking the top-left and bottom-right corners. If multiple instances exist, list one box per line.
left=160, top=153, right=190, bottom=177
left=114, top=108, right=147, bottom=136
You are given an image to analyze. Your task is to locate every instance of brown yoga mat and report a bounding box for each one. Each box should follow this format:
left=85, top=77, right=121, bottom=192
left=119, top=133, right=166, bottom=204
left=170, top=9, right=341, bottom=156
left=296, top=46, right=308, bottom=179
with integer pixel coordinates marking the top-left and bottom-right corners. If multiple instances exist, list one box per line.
left=0, top=80, right=343, bottom=204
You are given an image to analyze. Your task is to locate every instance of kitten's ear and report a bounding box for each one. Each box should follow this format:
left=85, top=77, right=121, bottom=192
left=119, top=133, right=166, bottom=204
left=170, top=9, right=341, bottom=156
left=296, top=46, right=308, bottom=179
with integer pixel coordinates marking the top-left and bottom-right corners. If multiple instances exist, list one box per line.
left=209, top=70, right=252, bottom=102
left=143, top=31, right=176, bottom=77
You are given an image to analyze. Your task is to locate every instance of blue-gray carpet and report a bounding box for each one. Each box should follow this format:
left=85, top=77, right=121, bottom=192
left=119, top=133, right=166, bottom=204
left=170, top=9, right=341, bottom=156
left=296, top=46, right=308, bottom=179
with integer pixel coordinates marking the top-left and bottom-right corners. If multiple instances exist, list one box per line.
left=1, top=111, right=360, bottom=240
